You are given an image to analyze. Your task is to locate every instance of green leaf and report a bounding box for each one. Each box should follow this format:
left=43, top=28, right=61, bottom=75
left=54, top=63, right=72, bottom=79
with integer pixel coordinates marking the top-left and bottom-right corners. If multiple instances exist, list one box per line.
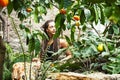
left=54, top=0, right=61, bottom=4
left=13, top=0, right=20, bottom=11
left=84, top=8, right=91, bottom=21
left=67, top=14, right=72, bottom=23
left=105, top=0, right=117, bottom=4
left=66, top=23, right=72, bottom=30
left=28, top=37, right=35, bottom=53
left=34, top=7, right=39, bottom=23
left=89, top=7, right=95, bottom=22
left=71, top=26, right=75, bottom=42
left=18, top=12, right=26, bottom=21
left=99, top=4, right=105, bottom=24
left=104, top=7, right=112, bottom=18
left=65, top=35, right=71, bottom=45
left=80, top=10, right=86, bottom=25
left=42, top=32, right=49, bottom=40
left=91, top=44, right=98, bottom=52
left=85, top=0, right=105, bottom=3
left=108, top=57, right=117, bottom=62
left=107, top=42, right=114, bottom=51
left=93, top=4, right=99, bottom=24
left=55, top=14, right=61, bottom=29
left=37, top=6, right=47, bottom=15
left=45, top=0, right=49, bottom=4
left=13, top=0, right=24, bottom=11
left=52, top=48, right=67, bottom=56
left=101, top=52, right=110, bottom=57
left=112, top=25, right=119, bottom=34
left=112, top=48, right=120, bottom=55
left=7, top=0, right=13, bottom=14
left=73, top=51, right=81, bottom=58
left=24, top=27, right=30, bottom=33
left=35, top=39, right=40, bottom=55
left=63, top=0, right=73, bottom=8
left=19, top=24, right=25, bottom=29
left=62, top=24, right=66, bottom=30
left=60, top=15, right=66, bottom=30
left=53, top=27, right=62, bottom=39
left=82, top=24, right=87, bottom=31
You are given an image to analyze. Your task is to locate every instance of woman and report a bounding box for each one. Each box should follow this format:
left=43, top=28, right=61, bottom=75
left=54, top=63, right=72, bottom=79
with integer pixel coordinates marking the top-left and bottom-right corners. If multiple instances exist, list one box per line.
left=40, top=20, right=72, bottom=61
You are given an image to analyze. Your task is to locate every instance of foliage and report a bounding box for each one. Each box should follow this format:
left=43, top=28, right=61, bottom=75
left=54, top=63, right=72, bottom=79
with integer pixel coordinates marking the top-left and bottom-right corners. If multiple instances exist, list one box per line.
left=1, top=0, right=120, bottom=79
left=3, top=43, right=31, bottom=80
left=36, top=61, right=58, bottom=80
left=102, top=47, right=120, bottom=74
left=54, top=30, right=120, bottom=74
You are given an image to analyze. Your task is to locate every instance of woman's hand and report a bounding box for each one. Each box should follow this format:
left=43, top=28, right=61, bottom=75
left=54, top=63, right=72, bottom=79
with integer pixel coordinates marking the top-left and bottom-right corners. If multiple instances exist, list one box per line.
left=60, top=55, right=72, bottom=62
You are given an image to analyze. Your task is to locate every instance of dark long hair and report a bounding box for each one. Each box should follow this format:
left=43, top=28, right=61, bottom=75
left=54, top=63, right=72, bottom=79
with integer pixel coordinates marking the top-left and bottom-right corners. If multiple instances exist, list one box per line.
left=40, top=20, right=59, bottom=60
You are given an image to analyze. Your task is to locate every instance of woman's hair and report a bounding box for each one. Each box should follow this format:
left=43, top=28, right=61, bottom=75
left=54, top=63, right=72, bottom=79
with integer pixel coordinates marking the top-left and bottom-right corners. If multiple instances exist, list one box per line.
left=41, top=19, right=54, bottom=35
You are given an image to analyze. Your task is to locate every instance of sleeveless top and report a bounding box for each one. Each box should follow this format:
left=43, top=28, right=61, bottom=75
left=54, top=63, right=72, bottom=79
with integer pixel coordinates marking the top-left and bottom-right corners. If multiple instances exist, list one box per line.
left=40, top=38, right=59, bottom=61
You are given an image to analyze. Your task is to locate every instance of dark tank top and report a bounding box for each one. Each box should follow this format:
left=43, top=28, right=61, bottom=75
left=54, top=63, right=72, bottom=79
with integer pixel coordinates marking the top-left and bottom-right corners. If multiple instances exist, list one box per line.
left=41, top=38, right=59, bottom=61
left=46, top=41, right=57, bottom=61
left=47, top=43, right=54, bottom=57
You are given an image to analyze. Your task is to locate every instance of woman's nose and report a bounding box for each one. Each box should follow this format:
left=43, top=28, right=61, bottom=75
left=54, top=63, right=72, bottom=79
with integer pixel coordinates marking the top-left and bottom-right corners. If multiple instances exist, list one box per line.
left=53, top=27, right=56, bottom=31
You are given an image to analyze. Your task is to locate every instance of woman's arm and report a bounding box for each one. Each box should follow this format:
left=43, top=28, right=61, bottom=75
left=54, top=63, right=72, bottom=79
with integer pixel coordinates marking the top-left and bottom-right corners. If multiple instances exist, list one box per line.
left=59, top=39, right=72, bottom=61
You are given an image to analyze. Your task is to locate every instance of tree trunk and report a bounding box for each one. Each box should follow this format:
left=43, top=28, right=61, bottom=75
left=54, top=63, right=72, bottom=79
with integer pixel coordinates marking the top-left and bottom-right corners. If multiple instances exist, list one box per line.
left=0, top=36, right=6, bottom=80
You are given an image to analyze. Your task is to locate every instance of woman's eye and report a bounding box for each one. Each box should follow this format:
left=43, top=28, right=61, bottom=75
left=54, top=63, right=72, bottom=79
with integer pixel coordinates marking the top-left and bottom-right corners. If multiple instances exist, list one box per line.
left=49, top=26, right=54, bottom=28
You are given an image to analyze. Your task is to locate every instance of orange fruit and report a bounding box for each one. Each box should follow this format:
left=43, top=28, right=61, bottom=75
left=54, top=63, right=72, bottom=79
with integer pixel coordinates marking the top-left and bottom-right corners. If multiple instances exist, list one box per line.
left=73, top=15, right=80, bottom=21
left=97, top=43, right=104, bottom=52
left=60, top=8, right=66, bottom=14
left=0, top=0, right=9, bottom=7
left=26, top=8, right=32, bottom=12
left=50, top=64, right=54, bottom=67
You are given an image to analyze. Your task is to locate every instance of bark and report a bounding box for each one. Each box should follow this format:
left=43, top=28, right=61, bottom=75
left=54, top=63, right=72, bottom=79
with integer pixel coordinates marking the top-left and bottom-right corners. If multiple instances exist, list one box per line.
left=0, top=14, right=6, bottom=80
left=0, top=36, right=6, bottom=80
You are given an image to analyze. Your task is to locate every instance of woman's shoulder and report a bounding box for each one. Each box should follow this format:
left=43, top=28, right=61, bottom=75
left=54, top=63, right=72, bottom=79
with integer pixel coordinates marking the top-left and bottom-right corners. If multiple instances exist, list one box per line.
left=59, top=38, right=67, bottom=43
left=59, top=38, right=69, bottom=48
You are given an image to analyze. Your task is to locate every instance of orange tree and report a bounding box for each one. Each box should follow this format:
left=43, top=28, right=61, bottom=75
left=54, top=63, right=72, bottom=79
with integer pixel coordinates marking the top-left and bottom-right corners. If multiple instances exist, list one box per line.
left=2, top=0, right=120, bottom=79
left=53, top=0, right=120, bottom=74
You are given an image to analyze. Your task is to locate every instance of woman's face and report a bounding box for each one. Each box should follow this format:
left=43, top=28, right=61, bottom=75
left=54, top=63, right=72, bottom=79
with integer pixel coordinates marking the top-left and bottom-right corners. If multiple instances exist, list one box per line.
left=46, top=21, right=56, bottom=36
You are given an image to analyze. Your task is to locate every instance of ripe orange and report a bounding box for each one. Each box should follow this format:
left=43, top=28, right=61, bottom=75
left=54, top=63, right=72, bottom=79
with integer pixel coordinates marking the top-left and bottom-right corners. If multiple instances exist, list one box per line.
left=26, top=8, right=32, bottom=12
left=0, top=0, right=9, bottom=7
left=60, top=8, right=66, bottom=14
left=73, top=15, right=80, bottom=21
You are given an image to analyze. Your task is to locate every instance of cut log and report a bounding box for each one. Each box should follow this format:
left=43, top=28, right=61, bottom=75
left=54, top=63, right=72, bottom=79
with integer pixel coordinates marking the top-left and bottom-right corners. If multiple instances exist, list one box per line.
left=47, top=72, right=120, bottom=80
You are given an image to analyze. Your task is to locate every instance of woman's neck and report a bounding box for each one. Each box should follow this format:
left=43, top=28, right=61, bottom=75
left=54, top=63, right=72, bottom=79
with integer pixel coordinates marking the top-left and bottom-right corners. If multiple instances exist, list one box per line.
left=48, top=38, right=53, bottom=45
left=48, top=34, right=54, bottom=39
